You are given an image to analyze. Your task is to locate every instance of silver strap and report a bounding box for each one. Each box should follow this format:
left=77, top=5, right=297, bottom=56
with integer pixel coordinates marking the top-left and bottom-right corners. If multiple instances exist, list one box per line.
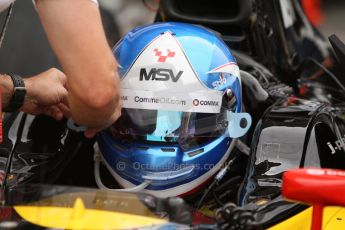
left=0, top=3, right=14, bottom=49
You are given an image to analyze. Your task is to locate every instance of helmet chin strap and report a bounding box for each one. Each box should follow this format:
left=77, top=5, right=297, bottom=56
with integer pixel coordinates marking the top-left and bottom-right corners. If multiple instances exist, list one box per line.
left=93, top=143, right=151, bottom=192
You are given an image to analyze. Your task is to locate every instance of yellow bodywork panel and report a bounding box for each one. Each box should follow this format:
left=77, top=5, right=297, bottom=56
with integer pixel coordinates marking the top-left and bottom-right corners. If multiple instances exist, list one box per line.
left=14, top=198, right=167, bottom=230
left=269, top=206, right=345, bottom=230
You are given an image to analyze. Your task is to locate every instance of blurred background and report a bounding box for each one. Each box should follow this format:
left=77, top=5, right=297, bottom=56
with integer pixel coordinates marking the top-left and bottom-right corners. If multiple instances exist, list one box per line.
left=0, top=0, right=343, bottom=77
left=0, top=0, right=157, bottom=76
left=320, top=0, right=345, bottom=41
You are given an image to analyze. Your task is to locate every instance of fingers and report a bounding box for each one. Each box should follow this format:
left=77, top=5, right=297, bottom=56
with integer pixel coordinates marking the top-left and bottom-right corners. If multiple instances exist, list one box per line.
left=43, top=105, right=64, bottom=120
left=57, top=102, right=71, bottom=118
left=83, top=107, right=122, bottom=139
left=84, top=128, right=99, bottom=139
left=44, top=67, right=66, bottom=83
left=22, top=68, right=122, bottom=132
left=59, top=85, right=69, bottom=105
left=56, top=68, right=68, bottom=87
left=62, top=93, right=70, bottom=107
left=32, top=103, right=69, bottom=121
left=49, top=68, right=69, bottom=91
left=21, top=68, right=71, bottom=119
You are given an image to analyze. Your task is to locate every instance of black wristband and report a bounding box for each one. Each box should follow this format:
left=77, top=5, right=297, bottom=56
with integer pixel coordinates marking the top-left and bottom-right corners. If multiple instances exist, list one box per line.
left=5, top=74, right=26, bottom=112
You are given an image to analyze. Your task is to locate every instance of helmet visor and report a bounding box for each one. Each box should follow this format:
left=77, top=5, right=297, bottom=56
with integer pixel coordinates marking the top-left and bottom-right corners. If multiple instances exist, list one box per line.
left=110, top=107, right=230, bottom=149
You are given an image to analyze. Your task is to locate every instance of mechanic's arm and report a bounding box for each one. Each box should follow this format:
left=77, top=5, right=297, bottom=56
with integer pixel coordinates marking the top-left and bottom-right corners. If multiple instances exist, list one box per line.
left=35, top=0, right=121, bottom=134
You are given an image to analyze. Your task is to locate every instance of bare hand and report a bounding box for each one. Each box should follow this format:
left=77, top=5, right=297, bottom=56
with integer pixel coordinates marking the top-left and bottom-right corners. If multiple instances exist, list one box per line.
left=83, top=106, right=121, bottom=138
left=21, top=68, right=70, bottom=120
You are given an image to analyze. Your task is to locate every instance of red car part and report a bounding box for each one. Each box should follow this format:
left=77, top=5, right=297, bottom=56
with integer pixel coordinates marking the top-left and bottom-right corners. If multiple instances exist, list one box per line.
left=302, top=0, right=324, bottom=27
left=282, top=168, right=345, bottom=230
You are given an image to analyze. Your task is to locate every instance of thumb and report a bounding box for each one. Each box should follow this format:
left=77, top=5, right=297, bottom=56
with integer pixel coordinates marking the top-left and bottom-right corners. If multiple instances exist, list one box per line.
left=84, top=127, right=100, bottom=139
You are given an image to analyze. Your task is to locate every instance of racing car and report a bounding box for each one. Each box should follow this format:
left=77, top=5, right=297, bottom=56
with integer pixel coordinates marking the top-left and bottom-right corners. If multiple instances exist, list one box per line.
left=1, top=0, right=345, bottom=229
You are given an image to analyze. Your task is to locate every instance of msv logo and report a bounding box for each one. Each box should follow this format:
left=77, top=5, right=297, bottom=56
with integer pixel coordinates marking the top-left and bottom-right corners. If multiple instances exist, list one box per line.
left=139, top=68, right=183, bottom=82
left=139, top=48, right=183, bottom=82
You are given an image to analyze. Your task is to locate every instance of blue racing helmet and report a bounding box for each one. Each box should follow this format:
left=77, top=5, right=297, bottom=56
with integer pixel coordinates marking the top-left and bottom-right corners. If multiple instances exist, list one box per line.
left=96, top=22, right=252, bottom=197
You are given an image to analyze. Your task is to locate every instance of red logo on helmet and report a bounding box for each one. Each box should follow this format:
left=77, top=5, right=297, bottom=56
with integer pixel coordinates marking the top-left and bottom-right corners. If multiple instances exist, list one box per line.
left=193, top=99, right=200, bottom=106
left=154, top=49, right=175, bottom=62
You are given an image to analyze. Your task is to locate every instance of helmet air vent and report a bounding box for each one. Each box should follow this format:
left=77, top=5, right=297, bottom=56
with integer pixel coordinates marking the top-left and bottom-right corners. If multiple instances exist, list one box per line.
left=161, top=148, right=176, bottom=152
left=187, top=148, right=204, bottom=157
left=136, top=146, right=149, bottom=151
